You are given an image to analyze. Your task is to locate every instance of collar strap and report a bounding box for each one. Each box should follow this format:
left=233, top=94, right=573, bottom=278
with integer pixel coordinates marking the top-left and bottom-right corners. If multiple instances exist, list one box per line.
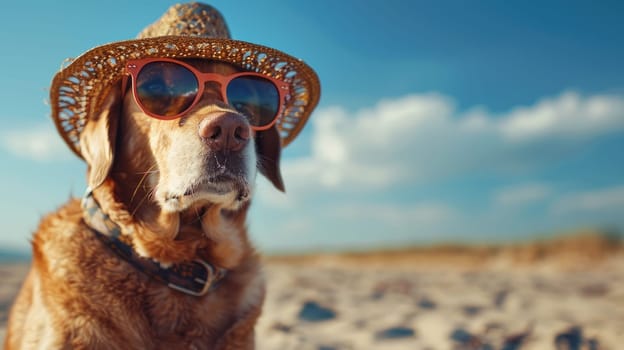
left=81, top=188, right=226, bottom=297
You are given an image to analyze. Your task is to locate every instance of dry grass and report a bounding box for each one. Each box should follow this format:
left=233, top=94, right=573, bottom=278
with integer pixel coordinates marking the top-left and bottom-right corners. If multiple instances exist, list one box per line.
left=264, top=230, right=624, bottom=270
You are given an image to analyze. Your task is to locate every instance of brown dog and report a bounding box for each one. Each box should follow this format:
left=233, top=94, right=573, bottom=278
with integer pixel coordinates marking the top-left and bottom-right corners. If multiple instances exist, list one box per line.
left=4, top=60, right=285, bottom=349
left=4, top=3, right=321, bottom=348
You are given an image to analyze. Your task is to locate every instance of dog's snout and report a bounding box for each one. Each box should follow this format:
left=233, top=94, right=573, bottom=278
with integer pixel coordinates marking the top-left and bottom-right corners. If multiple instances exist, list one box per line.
left=198, top=112, right=250, bottom=152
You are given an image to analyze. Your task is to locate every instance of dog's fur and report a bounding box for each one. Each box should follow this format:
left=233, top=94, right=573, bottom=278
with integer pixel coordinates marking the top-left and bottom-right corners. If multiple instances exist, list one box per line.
left=4, top=60, right=285, bottom=349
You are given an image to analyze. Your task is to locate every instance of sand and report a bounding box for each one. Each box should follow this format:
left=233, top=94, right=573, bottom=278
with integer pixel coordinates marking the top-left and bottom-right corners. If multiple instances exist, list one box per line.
left=257, top=257, right=624, bottom=350
left=1, top=234, right=623, bottom=349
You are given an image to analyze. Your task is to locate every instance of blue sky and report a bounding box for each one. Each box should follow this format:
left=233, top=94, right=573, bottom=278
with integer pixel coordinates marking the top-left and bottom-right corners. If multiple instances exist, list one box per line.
left=0, top=1, right=623, bottom=253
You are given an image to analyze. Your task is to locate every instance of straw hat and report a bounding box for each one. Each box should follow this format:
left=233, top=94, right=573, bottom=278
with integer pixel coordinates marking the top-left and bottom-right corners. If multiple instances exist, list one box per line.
left=50, top=2, right=320, bottom=158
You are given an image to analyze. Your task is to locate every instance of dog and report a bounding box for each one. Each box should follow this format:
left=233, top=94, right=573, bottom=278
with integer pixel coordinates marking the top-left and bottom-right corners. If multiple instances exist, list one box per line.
left=4, top=59, right=286, bottom=349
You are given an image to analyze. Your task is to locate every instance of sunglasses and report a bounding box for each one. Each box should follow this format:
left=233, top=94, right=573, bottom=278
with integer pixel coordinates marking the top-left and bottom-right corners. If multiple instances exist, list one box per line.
left=123, top=58, right=289, bottom=130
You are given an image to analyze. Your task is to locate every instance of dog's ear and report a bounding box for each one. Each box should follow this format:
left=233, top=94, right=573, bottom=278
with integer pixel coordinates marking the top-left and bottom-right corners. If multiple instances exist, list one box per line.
left=255, top=127, right=285, bottom=192
left=79, top=84, right=121, bottom=189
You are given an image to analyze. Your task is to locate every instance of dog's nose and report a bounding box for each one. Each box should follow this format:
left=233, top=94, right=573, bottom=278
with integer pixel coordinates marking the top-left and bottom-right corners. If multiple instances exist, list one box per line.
left=198, top=112, right=250, bottom=152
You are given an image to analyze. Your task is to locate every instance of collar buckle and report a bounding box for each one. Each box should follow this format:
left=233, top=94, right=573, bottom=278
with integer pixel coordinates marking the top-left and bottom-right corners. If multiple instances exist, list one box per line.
left=167, top=259, right=216, bottom=297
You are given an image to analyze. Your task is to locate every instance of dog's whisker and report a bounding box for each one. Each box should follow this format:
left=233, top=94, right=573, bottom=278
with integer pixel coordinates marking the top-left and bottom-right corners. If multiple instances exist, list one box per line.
left=131, top=184, right=157, bottom=218
left=134, top=170, right=160, bottom=175
left=131, top=163, right=158, bottom=204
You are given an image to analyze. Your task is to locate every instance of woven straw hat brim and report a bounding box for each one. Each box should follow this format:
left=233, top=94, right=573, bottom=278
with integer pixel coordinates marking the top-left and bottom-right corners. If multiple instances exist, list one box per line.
left=51, top=36, right=320, bottom=159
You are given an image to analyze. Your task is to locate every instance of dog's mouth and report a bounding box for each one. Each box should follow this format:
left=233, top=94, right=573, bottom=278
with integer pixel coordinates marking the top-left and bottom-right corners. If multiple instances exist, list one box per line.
left=183, top=175, right=250, bottom=201
left=163, top=173, right=251, bottom=212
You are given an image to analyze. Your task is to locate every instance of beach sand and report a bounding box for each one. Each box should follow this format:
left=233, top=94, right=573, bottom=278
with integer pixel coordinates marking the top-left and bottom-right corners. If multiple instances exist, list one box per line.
left=1, top=233, right=623, bottom=349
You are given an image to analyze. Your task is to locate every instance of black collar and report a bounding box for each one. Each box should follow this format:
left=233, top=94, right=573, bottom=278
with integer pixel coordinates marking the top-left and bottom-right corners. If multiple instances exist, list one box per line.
left=81, top=188, right=226, bottom=297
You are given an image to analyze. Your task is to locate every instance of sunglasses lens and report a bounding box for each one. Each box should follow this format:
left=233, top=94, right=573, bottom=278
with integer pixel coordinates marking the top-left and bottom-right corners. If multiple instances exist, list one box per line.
left=226, top=76, right=280, bottom=127
left=135, top=62, right=198, bottom=118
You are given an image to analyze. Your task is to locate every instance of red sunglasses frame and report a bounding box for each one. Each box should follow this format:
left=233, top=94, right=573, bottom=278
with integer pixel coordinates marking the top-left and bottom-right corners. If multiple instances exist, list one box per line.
left=122, top=57, right=290, bottom=131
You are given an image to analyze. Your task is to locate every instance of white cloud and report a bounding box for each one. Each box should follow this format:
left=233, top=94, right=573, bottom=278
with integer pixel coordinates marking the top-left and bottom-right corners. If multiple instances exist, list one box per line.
left=493, top=183, right=552, bottom=206
left=2, top=124, right=70, bottom=161
left=552, top=186, right=624, bottom=214
left=303, top=94, right=457, bottom=188
left=499, top=92, right=624, bottom=142
left=278, top=91, right=624, bottom=200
